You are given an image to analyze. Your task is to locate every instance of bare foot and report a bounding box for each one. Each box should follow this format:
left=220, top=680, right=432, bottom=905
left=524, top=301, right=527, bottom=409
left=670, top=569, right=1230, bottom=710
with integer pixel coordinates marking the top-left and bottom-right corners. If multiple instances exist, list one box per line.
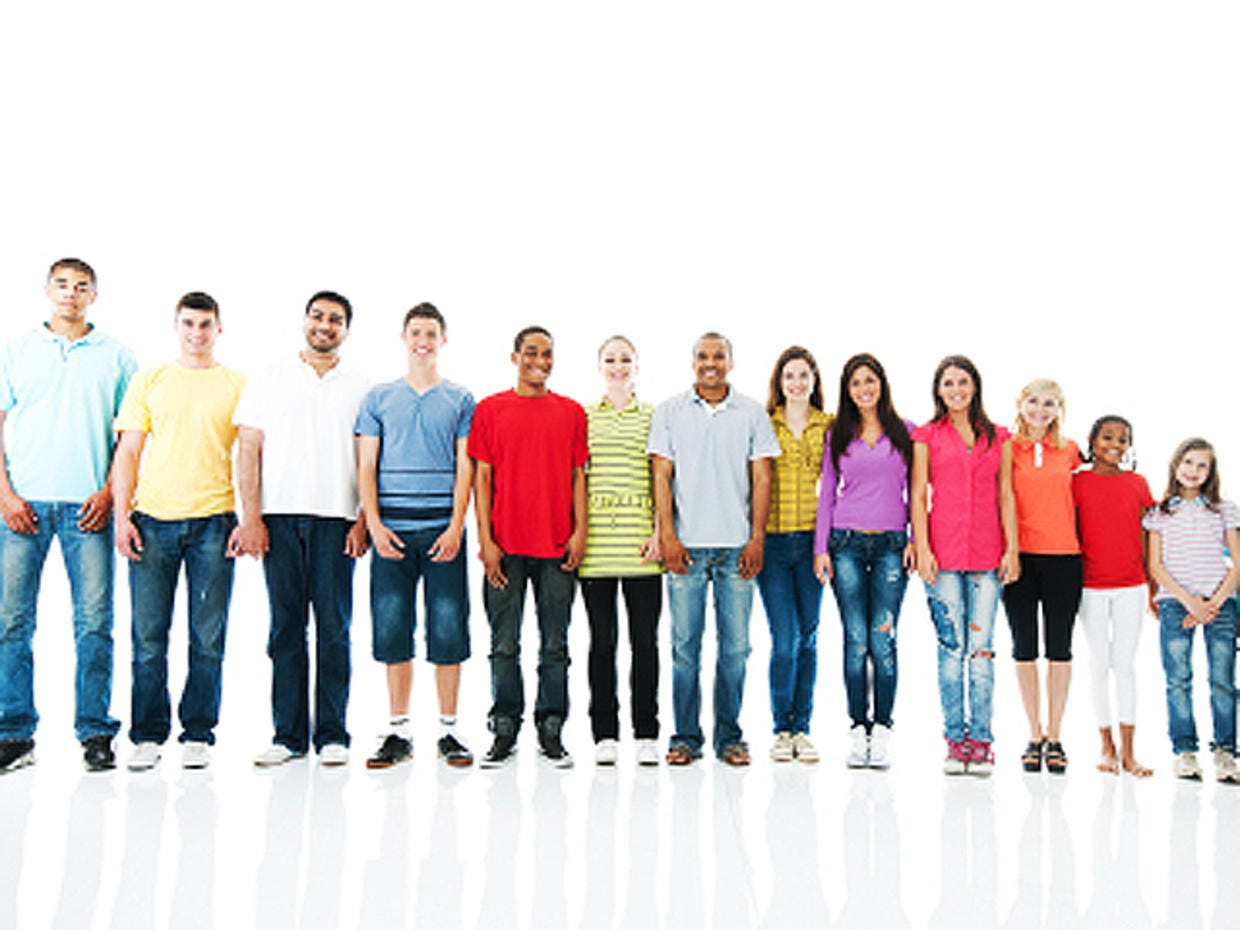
left=1097, top=753, right=1120, bottom=775
left=1122, top=756, right=1153, bottom=778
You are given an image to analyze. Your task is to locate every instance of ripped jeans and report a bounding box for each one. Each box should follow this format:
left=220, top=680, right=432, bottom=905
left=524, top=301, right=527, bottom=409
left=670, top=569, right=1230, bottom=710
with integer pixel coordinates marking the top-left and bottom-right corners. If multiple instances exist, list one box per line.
left=924, top=570, right=1000, bottom=744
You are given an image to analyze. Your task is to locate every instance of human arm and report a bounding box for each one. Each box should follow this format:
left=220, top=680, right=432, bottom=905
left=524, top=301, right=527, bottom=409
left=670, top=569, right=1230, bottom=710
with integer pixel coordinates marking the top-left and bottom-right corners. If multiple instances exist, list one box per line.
left=430, top=436, right=474, bottom=563
left=1205, top=525, right=1240, bottom=616
left=738, top=456, right=771, bottom=580
left=344, top=436, right=369, bottom=557
left=227, top=426, right=268, bottom=557
left=474, top=459, right=507, bottom=588
left=357, top=434, right=404, bottom=560
left=997, top=439, right=1020, bottom=584
left=560, top=464, right=587, bottom=571
left=112, top=430, right=146, bottom=560
left=813, top=435, right=836, bottom=583
left=910, top=441, right=937, bottom=584
left=0, top=412, right=36, bottom=534
left=652, top=454, right=689, bottom=575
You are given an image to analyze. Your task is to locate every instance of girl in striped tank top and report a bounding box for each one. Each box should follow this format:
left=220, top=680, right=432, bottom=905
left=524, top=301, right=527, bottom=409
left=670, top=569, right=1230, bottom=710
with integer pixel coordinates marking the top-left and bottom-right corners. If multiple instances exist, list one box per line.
left=1143, top=438, right=1240, bottom=782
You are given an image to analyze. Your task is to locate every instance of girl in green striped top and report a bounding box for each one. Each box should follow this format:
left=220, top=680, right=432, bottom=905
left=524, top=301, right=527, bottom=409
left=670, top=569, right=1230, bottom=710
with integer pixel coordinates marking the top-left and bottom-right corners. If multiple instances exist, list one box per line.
left=580, top=336, right=664, bottom=767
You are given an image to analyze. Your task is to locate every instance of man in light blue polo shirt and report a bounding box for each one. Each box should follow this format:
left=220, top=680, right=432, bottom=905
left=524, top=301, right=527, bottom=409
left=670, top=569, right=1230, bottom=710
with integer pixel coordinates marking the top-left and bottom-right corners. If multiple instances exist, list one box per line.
left=648, top=332, right=779, bottom=766
left=0, top=258, right=137, bottom=774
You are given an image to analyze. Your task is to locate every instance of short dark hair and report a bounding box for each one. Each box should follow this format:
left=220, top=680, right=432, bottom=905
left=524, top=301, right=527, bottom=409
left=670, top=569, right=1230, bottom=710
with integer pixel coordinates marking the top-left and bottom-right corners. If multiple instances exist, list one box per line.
left=403, top=302, right=445, bottom=334
left=694, top=331, right=733, bottom=358
left=176, top=291, right=220, bottom=320
left=48, top=258, right=96, bottom=287
left=306, top=290, right=353, bottom=325
left=513, top=325, right=552, bottom=352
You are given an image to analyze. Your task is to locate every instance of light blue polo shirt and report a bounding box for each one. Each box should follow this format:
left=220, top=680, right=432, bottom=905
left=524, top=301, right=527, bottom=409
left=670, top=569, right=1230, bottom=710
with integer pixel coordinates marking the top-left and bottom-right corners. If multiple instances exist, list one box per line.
left=0, top=326, right=137, bottom=502
left=354, top=378, right=475, bottom=533
left=647, top=387, right=781, bottom=548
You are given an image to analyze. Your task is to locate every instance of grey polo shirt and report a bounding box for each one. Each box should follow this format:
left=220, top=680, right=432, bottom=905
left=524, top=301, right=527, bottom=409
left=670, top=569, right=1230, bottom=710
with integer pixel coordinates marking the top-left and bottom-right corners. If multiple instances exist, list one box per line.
left=647, top=387, right=781, bottom=548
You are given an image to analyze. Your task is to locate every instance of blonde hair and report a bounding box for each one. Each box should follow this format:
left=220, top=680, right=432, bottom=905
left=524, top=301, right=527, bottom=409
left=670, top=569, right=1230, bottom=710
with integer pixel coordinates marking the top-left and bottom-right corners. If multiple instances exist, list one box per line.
left=1014, top=378, right=1066, bottom=447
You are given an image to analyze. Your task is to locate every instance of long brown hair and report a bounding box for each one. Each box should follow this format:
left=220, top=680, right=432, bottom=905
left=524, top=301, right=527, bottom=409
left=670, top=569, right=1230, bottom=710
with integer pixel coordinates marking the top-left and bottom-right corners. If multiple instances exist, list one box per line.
left=830, top=353, right=911, bottom=471
left=931, top=354, right=996, bottom=447
left=1158, top=437, right=1221, bottom=514
left=766, top=346, right=824, bottom=415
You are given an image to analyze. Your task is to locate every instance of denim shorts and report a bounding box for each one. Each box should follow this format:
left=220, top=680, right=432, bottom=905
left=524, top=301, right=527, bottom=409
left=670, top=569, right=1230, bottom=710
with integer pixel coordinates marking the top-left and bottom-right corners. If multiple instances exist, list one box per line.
left=370, top=527, right=470, bottom=665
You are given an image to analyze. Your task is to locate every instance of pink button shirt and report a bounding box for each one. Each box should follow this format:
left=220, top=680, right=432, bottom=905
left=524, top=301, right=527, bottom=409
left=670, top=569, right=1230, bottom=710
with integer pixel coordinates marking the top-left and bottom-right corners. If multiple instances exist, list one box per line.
left=912, top=418, right=1011, bottom=572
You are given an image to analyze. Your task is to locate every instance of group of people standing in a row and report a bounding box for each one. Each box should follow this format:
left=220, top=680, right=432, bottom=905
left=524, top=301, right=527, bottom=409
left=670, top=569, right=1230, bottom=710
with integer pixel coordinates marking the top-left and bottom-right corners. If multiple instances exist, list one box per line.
left=1, top=258, right=1237, bottom=783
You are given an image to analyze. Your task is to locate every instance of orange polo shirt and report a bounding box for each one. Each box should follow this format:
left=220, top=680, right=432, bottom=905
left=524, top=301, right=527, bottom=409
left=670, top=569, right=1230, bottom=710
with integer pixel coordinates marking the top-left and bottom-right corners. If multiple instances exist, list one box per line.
left=1011, top=436, right=1081, bottom=554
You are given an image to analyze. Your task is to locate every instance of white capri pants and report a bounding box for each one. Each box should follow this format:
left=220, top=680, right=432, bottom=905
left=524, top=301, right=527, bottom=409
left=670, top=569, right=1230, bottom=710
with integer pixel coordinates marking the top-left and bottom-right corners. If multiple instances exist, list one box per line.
left=1077, top=584, right=1146, bottom=727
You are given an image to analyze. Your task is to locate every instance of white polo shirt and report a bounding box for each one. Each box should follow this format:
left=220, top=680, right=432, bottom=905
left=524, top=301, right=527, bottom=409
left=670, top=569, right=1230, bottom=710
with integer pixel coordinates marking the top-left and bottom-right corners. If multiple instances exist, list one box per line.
left=233, top=355, right=371, bottom=519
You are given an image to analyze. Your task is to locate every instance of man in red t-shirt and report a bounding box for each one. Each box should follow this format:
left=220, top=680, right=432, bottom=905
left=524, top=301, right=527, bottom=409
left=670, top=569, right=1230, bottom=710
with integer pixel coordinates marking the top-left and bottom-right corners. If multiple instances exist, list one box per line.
left=468, top=326, right=588, bottom=768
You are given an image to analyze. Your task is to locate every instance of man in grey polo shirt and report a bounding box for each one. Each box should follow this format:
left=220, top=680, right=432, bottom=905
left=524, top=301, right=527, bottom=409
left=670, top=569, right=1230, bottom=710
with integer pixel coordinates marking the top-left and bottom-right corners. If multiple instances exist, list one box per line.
left=648, top=332, right=779, bottom=766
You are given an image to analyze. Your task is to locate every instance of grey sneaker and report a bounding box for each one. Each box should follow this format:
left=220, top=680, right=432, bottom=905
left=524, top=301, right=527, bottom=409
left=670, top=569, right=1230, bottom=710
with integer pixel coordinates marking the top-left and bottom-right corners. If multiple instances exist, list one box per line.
left=1214, top=748, right=1240, bottom=783
left=868, top=724, right=892, bottom=770
left=1174, top=750, right=1203, bottom=781
left=128, top=742, right=161, bottom=772
left=846, top=725, right=869, bottom=768
left=182, top=741, right=211, bottom=770
left=770, top=731, right=794, bottom=763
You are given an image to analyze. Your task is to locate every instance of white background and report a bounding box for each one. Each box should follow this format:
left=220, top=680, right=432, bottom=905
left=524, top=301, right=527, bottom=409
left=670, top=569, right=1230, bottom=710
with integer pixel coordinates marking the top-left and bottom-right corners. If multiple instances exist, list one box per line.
left=2, top=3, right=1239, bottom=928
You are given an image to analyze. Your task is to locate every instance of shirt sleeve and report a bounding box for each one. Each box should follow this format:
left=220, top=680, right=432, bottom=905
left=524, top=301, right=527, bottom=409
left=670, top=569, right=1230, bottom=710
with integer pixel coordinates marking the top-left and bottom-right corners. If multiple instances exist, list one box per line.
left=354, top=387, right=383, bottom=438
left=1141, top=507, right=1162, bottom=532
left=456, top=391, right=476, bottom=440
left=232, top=376, right=265, bottom=431
left=572, top=402, right=589, bottom=468
left=750, top=406, right=781, bottom=460
left=0, top=341, right=16, bottom=412
left=1135, top=474, right=1155, bottom=509
left=113, top=370, right=152, bottom=434
left=1220, top=499, right=1240, bottom=529
left=466, top=399, right=492, bottom=463
left=646, top=402, right=672, bottom=459
left=114, top=346, right=139, bottom=417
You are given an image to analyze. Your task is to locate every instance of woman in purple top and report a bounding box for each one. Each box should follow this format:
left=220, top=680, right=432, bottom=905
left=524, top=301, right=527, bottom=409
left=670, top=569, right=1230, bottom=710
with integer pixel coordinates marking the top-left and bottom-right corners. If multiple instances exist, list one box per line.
left=813, top=353, right=914, bottom=770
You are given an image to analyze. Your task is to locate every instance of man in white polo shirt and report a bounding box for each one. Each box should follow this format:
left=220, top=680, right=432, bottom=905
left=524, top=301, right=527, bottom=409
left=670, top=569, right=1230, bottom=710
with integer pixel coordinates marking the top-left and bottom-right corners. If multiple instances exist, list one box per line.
left=232, top=291, right=371, bottom=767
left=648, top=332, right=779, bottom=766
left=0, top=258, right=136, bottom=774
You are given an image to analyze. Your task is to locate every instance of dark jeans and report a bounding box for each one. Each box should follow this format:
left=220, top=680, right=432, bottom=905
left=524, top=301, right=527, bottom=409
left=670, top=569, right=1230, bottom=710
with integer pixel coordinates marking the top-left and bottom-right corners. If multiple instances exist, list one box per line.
left=581, top=575, right=661, bottom=741
left=128, top=512, right=236, bottom=746
left=756, top=531, right=822, bottom=734
left=263, top=515, right=355, bottom=753
left=483, top=554, right=576, bottom=737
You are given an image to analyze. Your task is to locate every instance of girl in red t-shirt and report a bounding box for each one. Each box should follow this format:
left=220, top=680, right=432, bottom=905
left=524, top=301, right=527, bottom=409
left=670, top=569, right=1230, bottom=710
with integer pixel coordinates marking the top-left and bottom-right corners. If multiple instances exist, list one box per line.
left=1072, top=415, right=1155, bottom=777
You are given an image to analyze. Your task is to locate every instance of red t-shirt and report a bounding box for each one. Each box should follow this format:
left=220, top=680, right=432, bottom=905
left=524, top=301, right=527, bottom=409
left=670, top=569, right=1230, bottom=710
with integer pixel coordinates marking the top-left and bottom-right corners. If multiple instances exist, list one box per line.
left=467, top=389, right=589, bottom=558
left=1071, top=469, right=1155, bottom=588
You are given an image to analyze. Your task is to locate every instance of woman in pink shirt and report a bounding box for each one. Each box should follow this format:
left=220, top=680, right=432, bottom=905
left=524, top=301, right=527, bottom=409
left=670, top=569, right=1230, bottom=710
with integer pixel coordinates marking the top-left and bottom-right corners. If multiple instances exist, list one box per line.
left=910, top=355, right=1019, bottom=776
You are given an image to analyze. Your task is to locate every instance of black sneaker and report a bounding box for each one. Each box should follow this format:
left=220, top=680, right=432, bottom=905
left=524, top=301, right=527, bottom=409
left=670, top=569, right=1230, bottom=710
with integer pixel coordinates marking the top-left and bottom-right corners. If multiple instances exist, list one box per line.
left=480, top=732, right=517, bottom=769
left=365, top=733, right=412, bottom=769
left=538, top=730, right=574, bottom=769
left=0, top=738, right=35, bottom=774
left=437, top=733, right=474, bottom=768
left=82, top=735, right=116, bottom=772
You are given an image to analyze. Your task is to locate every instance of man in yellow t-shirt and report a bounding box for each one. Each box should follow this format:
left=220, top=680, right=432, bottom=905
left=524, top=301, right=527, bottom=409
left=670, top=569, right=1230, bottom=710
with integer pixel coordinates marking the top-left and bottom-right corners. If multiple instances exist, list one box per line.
left=112, top=292, right=246, bottom=772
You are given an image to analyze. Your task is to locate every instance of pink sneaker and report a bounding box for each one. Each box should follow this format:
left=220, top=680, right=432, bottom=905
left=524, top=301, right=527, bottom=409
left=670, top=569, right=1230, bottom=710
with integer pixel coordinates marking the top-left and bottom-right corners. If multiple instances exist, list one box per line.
left=966, top=738, right=994, bottom=777
left=943, top=738, right=969, bottom=775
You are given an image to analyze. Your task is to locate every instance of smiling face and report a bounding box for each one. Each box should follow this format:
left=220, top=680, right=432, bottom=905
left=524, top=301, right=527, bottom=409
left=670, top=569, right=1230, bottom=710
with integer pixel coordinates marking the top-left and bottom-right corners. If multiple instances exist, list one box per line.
left=598, top=337, right=636, bottom=392
left=1019, top=390, right=1061, bottom=438
left=176, top=307, right=221, bottom=361
left=1091, top=419, right=1130, bottom=472
left=45, top=265, right=96, bottom=328
left=402, top=314, right=444, bottom=365
left=1175, top=448, right=1213, bottom=495
left=513, top=331, right=554, bottom=393
left=692, top=336, right=733, bottom=393
left=780, top=357, right=815, bottom=405
left=303, top=298, right=350, bottom=355
left=937, top=365, right=974, bottom=414
left=848, top=363, right=882, bottom=413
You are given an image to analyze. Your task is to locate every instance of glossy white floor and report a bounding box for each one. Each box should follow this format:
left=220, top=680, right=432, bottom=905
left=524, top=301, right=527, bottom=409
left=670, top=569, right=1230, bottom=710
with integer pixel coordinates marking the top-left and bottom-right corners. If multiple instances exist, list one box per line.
left=4, top=563, right=1238, bottom=930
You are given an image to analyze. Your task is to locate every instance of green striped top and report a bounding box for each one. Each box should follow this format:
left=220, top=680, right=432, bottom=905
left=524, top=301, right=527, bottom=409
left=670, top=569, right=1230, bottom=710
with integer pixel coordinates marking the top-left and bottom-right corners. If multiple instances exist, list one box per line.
left=579, top=396, right=663, bottom=578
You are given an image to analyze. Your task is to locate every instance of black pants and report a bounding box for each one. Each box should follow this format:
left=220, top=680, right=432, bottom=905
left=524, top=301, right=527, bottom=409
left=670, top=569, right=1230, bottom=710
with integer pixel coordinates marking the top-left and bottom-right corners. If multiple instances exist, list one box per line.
left=581, top=575, right=662, bottom=741
left=1002, top=553, right=1082, bottom=661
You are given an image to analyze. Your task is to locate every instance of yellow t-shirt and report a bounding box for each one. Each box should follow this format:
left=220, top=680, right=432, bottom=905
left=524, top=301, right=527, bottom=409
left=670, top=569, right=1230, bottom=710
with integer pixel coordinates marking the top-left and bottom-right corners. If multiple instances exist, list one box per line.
left=115, top=362, right=246, bottom=519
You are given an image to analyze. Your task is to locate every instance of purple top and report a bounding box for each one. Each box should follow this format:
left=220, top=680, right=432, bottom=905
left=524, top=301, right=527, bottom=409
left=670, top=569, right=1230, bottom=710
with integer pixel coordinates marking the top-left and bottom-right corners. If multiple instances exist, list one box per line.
left=814, top=422, right=914, bottom=554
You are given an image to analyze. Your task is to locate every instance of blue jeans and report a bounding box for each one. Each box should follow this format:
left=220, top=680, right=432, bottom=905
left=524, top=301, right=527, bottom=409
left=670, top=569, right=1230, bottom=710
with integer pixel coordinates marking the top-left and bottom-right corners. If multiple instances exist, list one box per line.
left=1159, top=598, right=1237, bottom=753
left=756, top=531, right=821, bottom=734
left=263, top=516, right=355, bottom=753
left=128, top=512, right=237, bottom=745
left=0, top=502, right=118, bottom=741
left=924, top=570, right=999, bottom=744
left=667, top=547, right=755, bottom=756
left=370, top=527, right=470, bottom=665
left=828, top=530, right=908, bottom=729
left=483, top=554, right=575, bottom=737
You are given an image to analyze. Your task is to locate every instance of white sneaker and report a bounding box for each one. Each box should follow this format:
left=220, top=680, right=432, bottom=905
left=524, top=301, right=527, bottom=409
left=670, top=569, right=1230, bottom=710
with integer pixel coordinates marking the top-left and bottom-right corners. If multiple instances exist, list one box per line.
left=771, top=731, right=795, bottom=763
left=869, top=724, right=892, bottom=770
left=635, top=739, right=660, bottom=766
left=1174, top=750, right=1203, bottom=781
left=1214, top=748, right=1239, bottom=783
left=792, top=732, right=820, bottom=764
left=846, top=725, right=869, bottom=768
left=182, top=741, right=211, bottom=770
left=595, top=738, right=619, bottom=766
left=319, top=744, right=349, bottom=767
left=254, top=744, right=301, bottom=767
left=128, top=742, right=162, bottom=772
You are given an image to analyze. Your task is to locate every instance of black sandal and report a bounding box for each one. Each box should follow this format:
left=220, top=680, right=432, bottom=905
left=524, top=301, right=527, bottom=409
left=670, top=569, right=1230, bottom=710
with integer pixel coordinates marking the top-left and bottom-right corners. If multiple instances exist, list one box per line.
left=1021, top=739, right=1044, bottom=773
left=1044, top=741, right=1068, bottom=775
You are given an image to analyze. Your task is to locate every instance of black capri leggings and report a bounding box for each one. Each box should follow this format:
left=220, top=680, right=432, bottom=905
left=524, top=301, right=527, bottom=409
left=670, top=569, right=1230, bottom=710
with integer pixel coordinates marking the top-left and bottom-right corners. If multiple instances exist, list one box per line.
left=1001, top=553, right=1082, bottom=662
